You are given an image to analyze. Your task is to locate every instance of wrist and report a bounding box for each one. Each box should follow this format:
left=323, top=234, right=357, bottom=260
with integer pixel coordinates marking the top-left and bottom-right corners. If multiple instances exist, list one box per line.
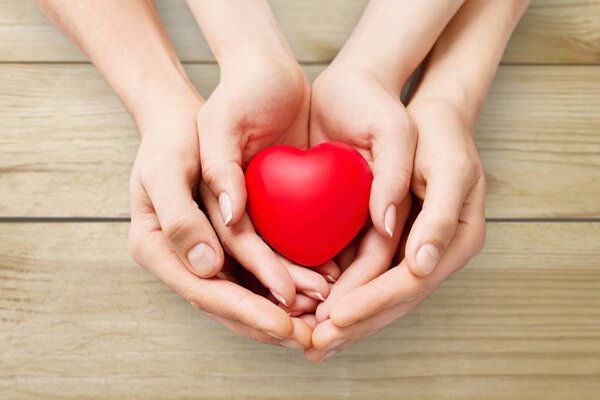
left=328, top=53, right=409, bottom=96
left=189, top=0, right=295, bottom=69
left=132, top=80, right=203, bottom=137
left=409, top=94, right=479, bottom=136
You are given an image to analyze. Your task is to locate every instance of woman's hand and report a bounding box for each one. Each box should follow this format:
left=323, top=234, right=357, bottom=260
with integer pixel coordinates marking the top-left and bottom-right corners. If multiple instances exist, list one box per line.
left=305, top=0, right=468, bottom=324
left=185, top=0, right=317, bottom=307
left=309, top=66, right=415, bottom=324
left=303, top=0, right=528, bottom=362
left=196, top=53, right=313, bottom=307
left=305, top=98, right=487, bottom=362
left=128, top=93, right=318, bottom=349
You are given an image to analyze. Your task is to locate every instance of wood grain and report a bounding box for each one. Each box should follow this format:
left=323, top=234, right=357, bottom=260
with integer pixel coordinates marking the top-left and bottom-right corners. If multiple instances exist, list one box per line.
left=1, top=64, right=598, bottom=218
left=0, top=0, right=598, bottom=63
left=1, top=221, right=599, bottom=399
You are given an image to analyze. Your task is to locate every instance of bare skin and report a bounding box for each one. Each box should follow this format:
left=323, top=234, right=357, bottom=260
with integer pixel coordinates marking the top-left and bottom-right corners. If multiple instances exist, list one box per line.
left=36, top=0, right=530, bottom=359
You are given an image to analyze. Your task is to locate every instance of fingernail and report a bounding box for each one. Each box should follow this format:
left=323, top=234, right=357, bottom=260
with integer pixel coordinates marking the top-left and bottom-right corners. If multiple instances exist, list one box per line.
left=416, top=244, right=440, bottom=275
left=307, top=291, right=326, bottom=302
left=280, top=339, right=305, bottom=349
left=325, top=274, right=337, bottom=283
left=326, top=339, right=345, bottom=351
left=272, top=291, right=289, bottom=307
left=218, top=192, right=233, bottom=226
left=384, top=204, right=396, bottom=238
left=187, top=243, right=217, bottom=276
left=287, top=311, right=303, bottom=317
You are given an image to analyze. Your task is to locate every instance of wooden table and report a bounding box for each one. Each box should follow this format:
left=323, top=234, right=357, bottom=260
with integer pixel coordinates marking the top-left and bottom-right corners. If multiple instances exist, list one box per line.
left=1, top=1, right=599, bottom=398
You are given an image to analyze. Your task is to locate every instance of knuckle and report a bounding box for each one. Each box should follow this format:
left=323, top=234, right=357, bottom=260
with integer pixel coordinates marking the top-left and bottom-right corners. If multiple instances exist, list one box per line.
left=201, top=157, right=222, bottom=188
left=128, top=224, right=145, bottom=266
left=431, top=214, right=459, bottom=239
left=219, top=233, right=235, bottom=254
left=161, top=209, right=196, bottom=245
left=470, top=218, right=487, bottom=256
left=390, top=168, right=412, bottom=196
left=443, top=152, right=478, bottom=184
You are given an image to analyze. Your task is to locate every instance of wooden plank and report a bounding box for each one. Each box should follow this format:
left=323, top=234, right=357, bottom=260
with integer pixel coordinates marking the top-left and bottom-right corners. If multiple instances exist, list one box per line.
left=0, top=0, right=598, bottom=64
left=1, top=221, right=599, bottom=399
left=1, top=64, right=598, bottom=218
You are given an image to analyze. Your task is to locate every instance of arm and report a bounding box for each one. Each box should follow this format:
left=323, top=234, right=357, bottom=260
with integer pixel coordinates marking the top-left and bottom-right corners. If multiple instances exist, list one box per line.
left=35, top=0, right=313, bottom=346
left=309, top=0, right=465, bottom=323
left=308, top=0, right=530, bottom=362
left=332, top=0, right=465, bottom=92
left=35, top=0, right=196, bottom=124
left=412, top=0, right=532, bottom=126
left=184, top=0, right=329, bottom=308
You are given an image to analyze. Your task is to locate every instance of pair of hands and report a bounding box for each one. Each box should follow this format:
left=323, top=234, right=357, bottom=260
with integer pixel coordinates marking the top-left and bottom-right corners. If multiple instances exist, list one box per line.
left=128, top=50, right=486, bottom=361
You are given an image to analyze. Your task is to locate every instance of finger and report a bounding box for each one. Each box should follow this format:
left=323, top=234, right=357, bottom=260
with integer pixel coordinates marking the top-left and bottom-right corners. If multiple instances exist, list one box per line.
left=315, top=196, right=410, bottom=322
left=289, top=317, right=313, bottom=349
left=197, top=108, right=247, bottom=227
left=313, top=260, right=342, bottom=283
left=138, top=165, right=224, bottom=278
left=277, top=293, right=319, bottom=317
left=405, top=163, right=480, bottom=276
left=206, top=313, right=282, bottom=346
left=299, top=314, right=318, bottom=330
left=369, top=115, right=415, bottom=239
left=330, top=182, right=486, bottom=327
left=334, top=235, right=361, bottom=272
left=208, top=313, right=312, bottom=349
left=279, top=256, right=331, bottom=301
left=308, top=301, right=414, bottom=361
left=201, top=183, right=296, bottom=306
left=129, top=221, right=294, bottom=339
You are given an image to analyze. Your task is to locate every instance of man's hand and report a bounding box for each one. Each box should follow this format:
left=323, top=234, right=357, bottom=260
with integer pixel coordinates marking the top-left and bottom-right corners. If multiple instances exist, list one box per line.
left=305, top=98, right=486, bottom=362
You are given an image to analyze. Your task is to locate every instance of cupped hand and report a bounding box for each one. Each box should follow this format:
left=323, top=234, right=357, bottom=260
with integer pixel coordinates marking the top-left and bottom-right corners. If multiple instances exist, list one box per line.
left=198, top=53, right=313, bottom=306
left=127, top=93, right=317, bottom=349
left=305, top=98, right=487, bottom=362
left=309, top=66, right=416, bottom=323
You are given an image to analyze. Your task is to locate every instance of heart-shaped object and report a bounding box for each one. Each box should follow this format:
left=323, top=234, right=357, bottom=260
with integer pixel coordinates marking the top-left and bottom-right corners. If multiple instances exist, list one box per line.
left=245, top=142, right=373, bottom=266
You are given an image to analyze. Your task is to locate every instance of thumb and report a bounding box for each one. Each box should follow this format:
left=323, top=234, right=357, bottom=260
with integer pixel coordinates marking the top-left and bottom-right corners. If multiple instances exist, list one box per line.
left=141, top=163, right=225, bottom=278
left=198, top=110, right=247, bottom=227
left=369, top=117, right=415, bottom=239
left=405, top=164, right=477, bottom=277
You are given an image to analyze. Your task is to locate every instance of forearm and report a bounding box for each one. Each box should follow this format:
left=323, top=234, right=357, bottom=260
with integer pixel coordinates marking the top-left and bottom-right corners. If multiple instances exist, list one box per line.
left=411, top=0, right=530, bottom=126
left=35, top=0, right=199, bottom=125
left=186, top=0, right=295, bottom=71
left=333, top=0, right=465, bottom=92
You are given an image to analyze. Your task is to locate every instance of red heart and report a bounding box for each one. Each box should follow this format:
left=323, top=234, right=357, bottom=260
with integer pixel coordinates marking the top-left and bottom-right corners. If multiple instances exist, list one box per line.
left=245, top=142, right=373, bottom=266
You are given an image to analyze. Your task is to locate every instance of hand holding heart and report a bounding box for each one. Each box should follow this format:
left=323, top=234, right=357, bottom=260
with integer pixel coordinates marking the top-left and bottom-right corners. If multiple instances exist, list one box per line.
left=40, top=0, right=516, bottom=364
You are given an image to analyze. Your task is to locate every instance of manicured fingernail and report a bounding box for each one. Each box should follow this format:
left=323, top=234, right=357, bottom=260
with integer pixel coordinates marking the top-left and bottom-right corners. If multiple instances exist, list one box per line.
left=218, top=192, right=233, bottom=226
left=281, top=339, right=305, bottom=349
left=325, top=274, right=337, bottom=283
left=187, top=243, right=217, bottom=276
left=287, top=311, right=303, bottom=317
left=272, top=291, right=289, bottom=307
left=384, top=204, right=396, bottom=238
left=416, top=244, right=440, bottom=275
left=326, top=339, right=345, bottom=351
left=308, top=291, right=326, bottom=302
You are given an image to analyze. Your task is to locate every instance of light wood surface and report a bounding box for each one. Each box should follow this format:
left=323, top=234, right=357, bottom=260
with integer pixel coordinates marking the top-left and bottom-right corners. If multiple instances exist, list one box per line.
left=1, top=1, right=599, bottom=398
left=1, top=222, right=599, bottom=399
left=1, top=64, right=599, bottom=218
left=0, top=0, right=598, bottom=63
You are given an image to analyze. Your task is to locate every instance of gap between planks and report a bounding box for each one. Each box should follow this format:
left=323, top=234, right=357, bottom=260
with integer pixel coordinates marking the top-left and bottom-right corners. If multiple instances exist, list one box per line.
left=1, top=217, right=600, bottom=223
